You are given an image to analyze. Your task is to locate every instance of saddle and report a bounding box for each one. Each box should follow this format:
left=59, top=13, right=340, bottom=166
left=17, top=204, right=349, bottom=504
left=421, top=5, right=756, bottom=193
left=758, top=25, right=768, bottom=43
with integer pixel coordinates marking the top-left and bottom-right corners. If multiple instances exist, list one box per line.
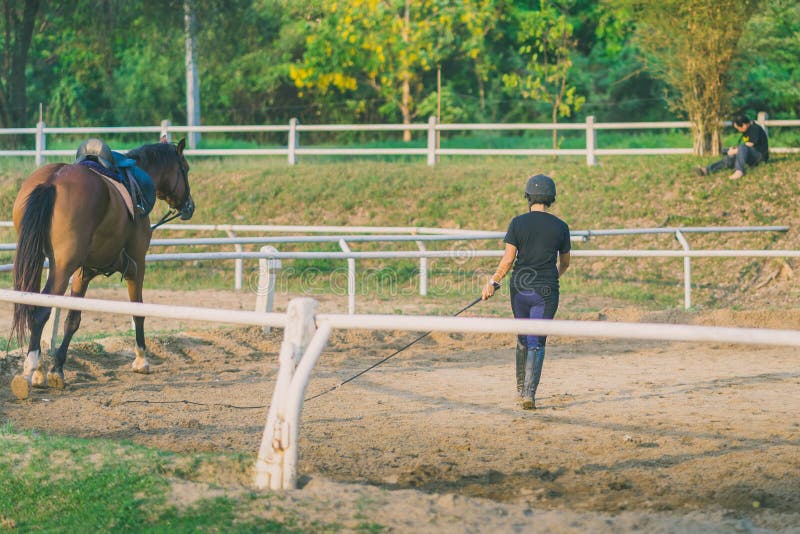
left=75, top=138, right=147, bottom=219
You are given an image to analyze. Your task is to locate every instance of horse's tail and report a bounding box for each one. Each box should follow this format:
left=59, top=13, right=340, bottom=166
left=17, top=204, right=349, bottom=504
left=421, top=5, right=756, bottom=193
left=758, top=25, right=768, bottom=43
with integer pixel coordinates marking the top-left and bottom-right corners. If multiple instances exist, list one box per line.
left=12, top=183, right=56, bottom=347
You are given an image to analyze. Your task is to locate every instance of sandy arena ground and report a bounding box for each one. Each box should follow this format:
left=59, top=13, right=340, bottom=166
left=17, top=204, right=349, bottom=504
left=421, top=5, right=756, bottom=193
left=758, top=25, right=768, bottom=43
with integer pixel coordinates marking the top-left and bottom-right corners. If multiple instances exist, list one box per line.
left=1, top=289, right=799, bottom=532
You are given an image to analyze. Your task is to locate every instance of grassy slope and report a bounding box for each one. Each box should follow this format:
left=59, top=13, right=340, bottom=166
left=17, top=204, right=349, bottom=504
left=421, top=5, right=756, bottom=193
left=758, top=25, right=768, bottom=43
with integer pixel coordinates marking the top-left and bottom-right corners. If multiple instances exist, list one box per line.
left=168, top=153, right=799, bottom=229
left=1, top=154, right=799, bottom=309
left=184, top=154, right=800, bottom=309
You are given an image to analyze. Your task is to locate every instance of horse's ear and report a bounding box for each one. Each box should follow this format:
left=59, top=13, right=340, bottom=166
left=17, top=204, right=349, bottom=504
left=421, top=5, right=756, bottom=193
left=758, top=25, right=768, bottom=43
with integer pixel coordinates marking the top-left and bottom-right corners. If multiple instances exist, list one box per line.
left=176, top=138, right=186, bottom=154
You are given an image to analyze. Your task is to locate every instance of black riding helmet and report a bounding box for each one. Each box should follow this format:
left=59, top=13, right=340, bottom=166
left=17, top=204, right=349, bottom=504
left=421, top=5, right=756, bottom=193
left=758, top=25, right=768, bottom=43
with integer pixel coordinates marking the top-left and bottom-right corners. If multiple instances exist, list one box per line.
left=76, top=138, right=115, bottom=169
left=525, top=174, right=556, bottom=206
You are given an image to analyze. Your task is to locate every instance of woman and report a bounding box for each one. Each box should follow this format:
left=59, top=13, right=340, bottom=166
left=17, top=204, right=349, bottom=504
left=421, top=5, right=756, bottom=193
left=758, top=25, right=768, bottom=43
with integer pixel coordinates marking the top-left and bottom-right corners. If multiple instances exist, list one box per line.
left=482, top=174, right=570, bottom=410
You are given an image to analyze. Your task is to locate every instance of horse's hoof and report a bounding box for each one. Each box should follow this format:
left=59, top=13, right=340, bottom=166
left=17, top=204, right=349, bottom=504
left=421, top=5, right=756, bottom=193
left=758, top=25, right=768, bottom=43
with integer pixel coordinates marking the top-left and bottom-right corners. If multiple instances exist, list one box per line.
left=131, top=361, right=151, bottom=374
left=11, top=375, right=31, bottom=400
left=47, top=372, right=65, bottom=389
left=31, top=369, right=47, bottom=389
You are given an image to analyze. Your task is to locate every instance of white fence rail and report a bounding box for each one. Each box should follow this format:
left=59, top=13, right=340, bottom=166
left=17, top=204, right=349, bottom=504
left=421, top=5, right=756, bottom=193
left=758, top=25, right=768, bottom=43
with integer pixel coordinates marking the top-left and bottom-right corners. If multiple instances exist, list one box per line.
left=2, top=289, right=800, bottom=490
left=1, top=114, right=797, bottom=167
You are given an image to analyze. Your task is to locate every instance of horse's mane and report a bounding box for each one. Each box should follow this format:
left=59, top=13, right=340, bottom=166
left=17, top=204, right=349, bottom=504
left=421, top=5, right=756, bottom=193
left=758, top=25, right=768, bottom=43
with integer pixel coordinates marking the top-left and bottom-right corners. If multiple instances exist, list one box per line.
left=126, top=143, right=177, bottom=168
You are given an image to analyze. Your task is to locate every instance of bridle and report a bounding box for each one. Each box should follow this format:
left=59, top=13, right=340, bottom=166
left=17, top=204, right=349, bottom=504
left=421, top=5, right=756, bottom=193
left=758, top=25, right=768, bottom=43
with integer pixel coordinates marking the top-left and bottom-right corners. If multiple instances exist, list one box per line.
left=151, top=155, right=193, bottom=230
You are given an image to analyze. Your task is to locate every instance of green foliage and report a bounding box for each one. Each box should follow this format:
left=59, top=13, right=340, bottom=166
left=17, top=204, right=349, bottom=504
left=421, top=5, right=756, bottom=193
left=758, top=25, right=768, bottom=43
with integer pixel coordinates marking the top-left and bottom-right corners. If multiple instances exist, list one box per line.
left=3, top=0, right=798, bottom=135
left=730, top=0, right=800, bottom=117
left=502, top=1, right=586, bottom=126
left=622, top=0, right=761, bottom=154
left=289, top=0, right=466, bottom=130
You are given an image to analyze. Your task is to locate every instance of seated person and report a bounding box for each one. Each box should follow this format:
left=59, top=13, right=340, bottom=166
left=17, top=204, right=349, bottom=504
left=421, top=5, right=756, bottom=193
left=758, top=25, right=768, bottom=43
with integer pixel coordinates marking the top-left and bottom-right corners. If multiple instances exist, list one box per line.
left=695, top=114, right=769, bottom=180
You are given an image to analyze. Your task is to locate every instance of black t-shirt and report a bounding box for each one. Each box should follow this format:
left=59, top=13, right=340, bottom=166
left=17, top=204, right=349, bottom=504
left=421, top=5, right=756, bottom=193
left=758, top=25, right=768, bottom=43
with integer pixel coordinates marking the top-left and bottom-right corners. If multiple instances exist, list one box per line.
left=740, top=123, right=769, bottom=161
left=504, top=211, right=571, bottom=290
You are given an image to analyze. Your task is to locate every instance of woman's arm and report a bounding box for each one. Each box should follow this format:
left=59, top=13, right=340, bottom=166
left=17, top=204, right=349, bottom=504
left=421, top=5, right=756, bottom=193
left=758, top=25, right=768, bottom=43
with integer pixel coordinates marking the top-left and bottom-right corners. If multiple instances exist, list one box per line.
left=558, top=251, right=570, bottom=277
left=482, top=243, right=517, bottom=300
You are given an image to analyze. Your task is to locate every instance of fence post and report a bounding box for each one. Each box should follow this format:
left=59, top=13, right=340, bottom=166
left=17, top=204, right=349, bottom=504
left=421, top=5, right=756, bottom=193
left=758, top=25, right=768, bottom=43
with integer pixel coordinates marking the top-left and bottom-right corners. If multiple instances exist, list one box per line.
left=35, top=120, right=46, bottom=167
left=226, top=229, right=243, bottom=290
left=42, top=269, right=60, bottom=354
left=585, top=115, right=597, bottom=166
left=282, top=321, right=332, bottom=489
left=256, top=245, right=282, bottom=334
left=288, top=118, right=299, bottom=165
left=427, top=116, right=437, bottom=166
left=339, top=239, right=356, bottom=314
left=41, top=268, right=73, bottom=353
left=254, top=297, right=318, bottom=490
left=41, top=309, right=60, bottom=354
left=416, top=241, right=428, bottom=296
left=675, top=230, right=692, bottom=309
left=757, top=111, right=768, bottom=136
left=160, top=119, right=171, bottom=143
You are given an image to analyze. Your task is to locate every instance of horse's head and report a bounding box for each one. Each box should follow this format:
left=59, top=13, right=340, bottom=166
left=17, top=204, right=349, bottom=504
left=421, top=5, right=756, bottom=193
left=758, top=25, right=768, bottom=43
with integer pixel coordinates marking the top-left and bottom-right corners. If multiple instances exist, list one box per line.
left=130, top=139, right=195, bottom=221
left=168, top=139, right=195, bottom=220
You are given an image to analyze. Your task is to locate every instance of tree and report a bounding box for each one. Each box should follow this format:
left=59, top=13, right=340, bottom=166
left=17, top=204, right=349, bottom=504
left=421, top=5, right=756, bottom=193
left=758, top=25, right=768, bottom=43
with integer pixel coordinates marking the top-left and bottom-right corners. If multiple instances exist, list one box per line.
left=502, top=1, right=586, bottom=150
left=730, top=0, right=800, bottom=118
left=624, top=0, right=760, bottom=155
left=0, top=0, right=42, bottom=129
left=195, top=0, right=312, bottom=125
left=454, top=0, right=503, bottom=114
left=290, top=0, right=459, bottom=140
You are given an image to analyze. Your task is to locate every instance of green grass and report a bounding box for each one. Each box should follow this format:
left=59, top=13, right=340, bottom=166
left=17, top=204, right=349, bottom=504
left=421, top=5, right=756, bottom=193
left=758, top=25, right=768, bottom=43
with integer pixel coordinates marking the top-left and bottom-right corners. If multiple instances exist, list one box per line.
left=0, top=422, right=341, bottom=532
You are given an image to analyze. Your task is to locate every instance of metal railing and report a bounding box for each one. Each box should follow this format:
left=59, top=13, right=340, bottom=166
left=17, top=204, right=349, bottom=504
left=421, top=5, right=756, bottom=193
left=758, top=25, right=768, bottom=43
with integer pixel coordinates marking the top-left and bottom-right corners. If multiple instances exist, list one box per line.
left=0, top=224, right=789, bottom=310
left=1, top=113, right=797, bottom=167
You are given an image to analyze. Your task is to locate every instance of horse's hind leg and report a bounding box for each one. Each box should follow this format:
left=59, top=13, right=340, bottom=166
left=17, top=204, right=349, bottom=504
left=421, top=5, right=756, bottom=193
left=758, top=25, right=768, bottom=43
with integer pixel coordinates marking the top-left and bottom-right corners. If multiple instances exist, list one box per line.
left=10, top=304, right=54, bottom=399
left=47, top=268, right=93, bottom=389
left=10, top=271, right=70, bottom=399
left=27, top=304, right=53, bottom=389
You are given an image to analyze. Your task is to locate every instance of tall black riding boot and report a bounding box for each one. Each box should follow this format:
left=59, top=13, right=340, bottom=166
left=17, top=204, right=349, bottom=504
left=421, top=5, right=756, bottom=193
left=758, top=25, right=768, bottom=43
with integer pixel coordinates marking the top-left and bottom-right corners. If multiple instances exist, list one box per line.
left=521, top=345, right=546, bottom=410
left=515, top=340, right=526, bottom=399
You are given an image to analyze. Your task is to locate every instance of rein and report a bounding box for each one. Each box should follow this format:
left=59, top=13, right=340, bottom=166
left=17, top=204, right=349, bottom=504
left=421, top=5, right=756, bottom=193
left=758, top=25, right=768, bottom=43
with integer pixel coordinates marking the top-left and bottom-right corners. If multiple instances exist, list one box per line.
left=304, top=283, right=500, bottom=402
left=150, top=153, right=191, bottom=231
left=150, top=209, right=183, bottom=230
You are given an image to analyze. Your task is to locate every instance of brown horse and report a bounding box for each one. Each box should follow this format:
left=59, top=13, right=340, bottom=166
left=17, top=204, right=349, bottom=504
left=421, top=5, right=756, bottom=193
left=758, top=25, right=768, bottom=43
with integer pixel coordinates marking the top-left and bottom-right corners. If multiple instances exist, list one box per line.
left=10, top=139, right=195, bottom=400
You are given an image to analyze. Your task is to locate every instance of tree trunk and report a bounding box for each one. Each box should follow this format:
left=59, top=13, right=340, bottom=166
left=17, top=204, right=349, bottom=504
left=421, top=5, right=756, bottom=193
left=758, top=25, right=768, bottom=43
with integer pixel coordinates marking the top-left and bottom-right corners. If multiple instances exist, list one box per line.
left=401, top=0, right=411, bottom=142
left=401, top=76, right=411, bottom=142
left=0, top=0, right=41, bottom=128
left=184, top=0, right=201, bottom=149
left=474, top=63, right=485, bottom=113
left=690, top=109, right=722, bottom=156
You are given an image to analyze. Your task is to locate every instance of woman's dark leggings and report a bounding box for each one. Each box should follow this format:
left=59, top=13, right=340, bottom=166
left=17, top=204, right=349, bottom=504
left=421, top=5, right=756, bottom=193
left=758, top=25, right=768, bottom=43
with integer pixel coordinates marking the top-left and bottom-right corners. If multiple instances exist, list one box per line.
left=511, top=287, right=560, bottom=348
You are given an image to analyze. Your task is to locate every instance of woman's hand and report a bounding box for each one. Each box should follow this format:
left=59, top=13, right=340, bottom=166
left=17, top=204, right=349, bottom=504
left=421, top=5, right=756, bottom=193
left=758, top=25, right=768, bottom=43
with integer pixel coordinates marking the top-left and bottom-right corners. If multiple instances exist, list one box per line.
left=482, top=279, right=498, bottom=300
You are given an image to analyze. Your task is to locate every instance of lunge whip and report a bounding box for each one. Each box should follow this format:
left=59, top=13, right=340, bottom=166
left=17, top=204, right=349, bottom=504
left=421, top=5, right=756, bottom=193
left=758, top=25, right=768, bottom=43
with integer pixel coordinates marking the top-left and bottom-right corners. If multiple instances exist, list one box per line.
left=305, top=282, right=500, bottom=402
